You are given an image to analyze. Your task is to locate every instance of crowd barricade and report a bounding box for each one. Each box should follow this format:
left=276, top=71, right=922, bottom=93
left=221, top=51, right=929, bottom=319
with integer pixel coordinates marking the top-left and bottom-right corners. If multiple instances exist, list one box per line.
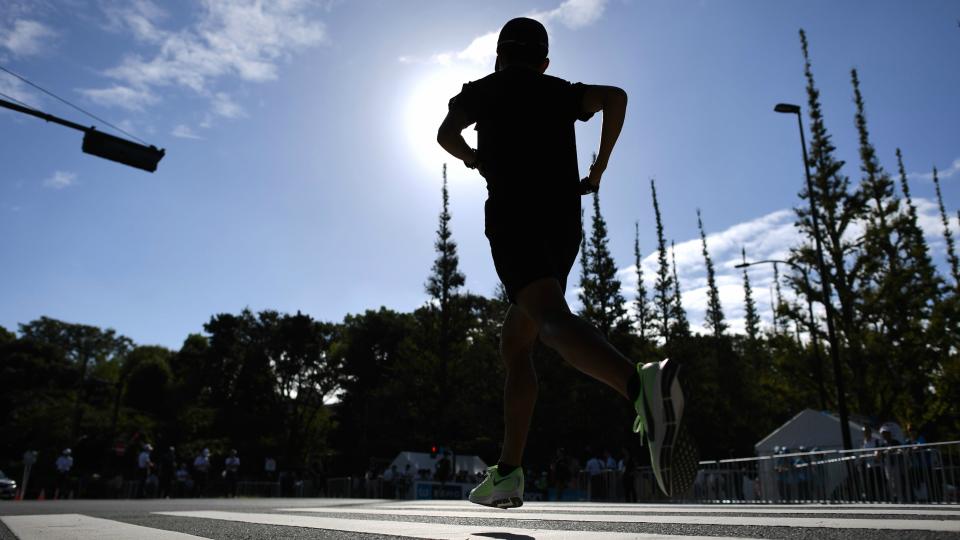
left=694, top=441, right=960, bottom=504
left=325, top=477, right=383, bottom=499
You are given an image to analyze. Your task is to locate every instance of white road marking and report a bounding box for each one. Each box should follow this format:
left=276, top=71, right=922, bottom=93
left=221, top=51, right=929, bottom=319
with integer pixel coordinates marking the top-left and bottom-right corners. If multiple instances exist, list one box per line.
left=1, top=514, right=210, bottom=540
left=155, top=510, right=763, bottom=540
left=378, top=503, right=960, bottom=516
left=274, top=506, right=960, bottom=532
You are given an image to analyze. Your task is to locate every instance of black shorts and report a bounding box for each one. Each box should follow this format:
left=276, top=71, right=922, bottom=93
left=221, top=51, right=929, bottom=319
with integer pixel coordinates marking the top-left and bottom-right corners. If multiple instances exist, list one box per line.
left=487, top=227, right=582, bottom=304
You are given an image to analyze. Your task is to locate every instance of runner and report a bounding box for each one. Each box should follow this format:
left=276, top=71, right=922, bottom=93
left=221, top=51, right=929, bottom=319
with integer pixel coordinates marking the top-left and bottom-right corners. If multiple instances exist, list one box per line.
left=436, top=17, right=698, bottom=509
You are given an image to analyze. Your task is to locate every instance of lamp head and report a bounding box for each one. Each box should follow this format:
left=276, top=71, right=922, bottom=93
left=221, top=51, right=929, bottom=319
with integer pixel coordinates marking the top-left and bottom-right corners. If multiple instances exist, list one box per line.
left=774, top=103, right=801, bottom=114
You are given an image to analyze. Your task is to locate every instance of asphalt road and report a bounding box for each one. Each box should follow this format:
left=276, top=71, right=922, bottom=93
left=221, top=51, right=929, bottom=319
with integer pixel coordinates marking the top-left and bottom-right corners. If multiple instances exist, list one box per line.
left=2, top=498, right=959, bottom=539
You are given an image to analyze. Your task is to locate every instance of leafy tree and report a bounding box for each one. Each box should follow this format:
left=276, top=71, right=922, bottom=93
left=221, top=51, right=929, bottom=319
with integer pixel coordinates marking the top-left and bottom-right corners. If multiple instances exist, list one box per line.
left=697, top=209, right=726, bottom=338
left=578, top=192, right=628, bottom=336
left=650, top=179, right=674, bottom=343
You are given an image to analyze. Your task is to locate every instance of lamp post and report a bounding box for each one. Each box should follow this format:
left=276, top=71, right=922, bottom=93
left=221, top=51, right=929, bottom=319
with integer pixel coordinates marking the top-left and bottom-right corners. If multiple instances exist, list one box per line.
left=736, top=258, right=828, bottom=410
left=774, top=103, right=852, bottom=450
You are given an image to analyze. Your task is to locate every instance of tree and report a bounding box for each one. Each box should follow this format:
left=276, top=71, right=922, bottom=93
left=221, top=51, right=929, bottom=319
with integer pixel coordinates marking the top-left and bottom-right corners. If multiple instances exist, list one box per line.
left=798, top=29, right=868, bottom=412
left=670, top=240, right=690, bottom=338
left=650, top=179, right=674, bottom=343
left=697, top=209, right=726, bottom=338
left=633, top=222, right=653, bottom=343
left=933, top=166, right=960, bottom=289
left=741, top=248, right=761, bottom=343
left=578, top=192, right=628, bottom=336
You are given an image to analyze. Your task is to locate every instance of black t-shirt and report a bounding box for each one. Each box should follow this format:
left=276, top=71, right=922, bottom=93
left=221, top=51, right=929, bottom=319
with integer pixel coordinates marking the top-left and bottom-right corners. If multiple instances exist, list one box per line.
left=448, top=66, right=594, bottom=236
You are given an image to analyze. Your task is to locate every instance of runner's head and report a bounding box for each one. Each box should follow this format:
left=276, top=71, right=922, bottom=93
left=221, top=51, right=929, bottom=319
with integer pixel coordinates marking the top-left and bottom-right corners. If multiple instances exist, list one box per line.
left=496, top=17, right=549, bottom=72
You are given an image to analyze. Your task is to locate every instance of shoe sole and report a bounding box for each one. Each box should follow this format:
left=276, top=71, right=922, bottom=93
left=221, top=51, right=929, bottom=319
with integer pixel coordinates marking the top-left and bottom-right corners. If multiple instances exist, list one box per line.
left=469, top=495, right=523, bottom=509
left=649, top=358, right=698, bottom=498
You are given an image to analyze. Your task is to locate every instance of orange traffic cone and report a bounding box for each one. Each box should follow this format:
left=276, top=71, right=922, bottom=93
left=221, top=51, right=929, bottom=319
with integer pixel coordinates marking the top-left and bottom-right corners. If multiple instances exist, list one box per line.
left=37, top=489, right=45, bottom=501
left=13, top=488, right=21, bottom=501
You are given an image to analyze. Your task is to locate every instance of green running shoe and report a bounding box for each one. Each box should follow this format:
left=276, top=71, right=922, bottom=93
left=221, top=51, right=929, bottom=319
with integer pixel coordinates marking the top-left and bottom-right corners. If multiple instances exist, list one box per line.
left=632, top=358, right=699, bottom=498
left=468, top=465, right=523, bottom=509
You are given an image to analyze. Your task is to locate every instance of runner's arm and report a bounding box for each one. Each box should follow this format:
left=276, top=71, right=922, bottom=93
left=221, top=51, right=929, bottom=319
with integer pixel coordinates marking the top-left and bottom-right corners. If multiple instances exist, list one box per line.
left=437, top=108, right=479, bottom=167
left=581, top=85, right=627, bottom=188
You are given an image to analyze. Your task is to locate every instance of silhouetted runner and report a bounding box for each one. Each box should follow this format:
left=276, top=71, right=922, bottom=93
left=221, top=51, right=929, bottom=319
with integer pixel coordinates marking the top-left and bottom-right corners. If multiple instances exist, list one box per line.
left=437, top=17, right=698, bottom=509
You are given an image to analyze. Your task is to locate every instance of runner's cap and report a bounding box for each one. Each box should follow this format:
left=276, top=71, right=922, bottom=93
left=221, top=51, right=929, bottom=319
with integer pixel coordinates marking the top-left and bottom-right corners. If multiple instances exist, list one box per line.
left=497, top=17, right=548, bottom=57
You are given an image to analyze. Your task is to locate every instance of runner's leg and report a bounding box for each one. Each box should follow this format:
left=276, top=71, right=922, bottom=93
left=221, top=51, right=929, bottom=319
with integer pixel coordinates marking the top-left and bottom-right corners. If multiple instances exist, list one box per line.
left=499, top=304, right=540, bottom=467
left=515, top=277, right=634, bottom=398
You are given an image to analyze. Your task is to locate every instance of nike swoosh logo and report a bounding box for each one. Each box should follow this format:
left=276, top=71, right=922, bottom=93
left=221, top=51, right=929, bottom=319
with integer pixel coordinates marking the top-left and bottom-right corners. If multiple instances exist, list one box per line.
left=492, top=476, right=513, bottom=487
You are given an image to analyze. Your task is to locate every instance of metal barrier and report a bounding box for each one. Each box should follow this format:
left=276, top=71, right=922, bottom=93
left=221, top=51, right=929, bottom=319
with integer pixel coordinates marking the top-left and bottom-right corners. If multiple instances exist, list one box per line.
left=236, top=481, right=281, bottom=497
left=695, top=441, right=960, bottom=504
left=571, top=441, right=960, bottom=504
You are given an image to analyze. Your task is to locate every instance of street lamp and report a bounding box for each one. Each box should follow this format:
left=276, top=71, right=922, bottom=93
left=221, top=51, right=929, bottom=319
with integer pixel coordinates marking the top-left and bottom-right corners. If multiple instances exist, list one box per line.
left=0, top=97, right=164, bottom=172
left=736, top=259, right=828, bottom=410
left=774, top=103, right=852, bottom=450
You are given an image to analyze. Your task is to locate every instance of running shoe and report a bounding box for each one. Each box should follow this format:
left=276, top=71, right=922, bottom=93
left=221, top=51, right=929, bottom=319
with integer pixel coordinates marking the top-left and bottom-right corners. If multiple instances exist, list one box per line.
left=632, top=358, right=699, bottom=498
left=468, top=465, right=523, bottom=509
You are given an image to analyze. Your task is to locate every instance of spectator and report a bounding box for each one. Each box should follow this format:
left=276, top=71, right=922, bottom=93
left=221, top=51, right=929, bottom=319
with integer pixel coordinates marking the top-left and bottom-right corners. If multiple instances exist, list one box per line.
left=224, top=449, right=240, bottom=498
left=159, top=446, right=176, bottom=499
left=137, top=444, right=154, bottom=498
left=264, top=456, right=277, bottom=482
left=879, top=425, right=904, bottom=502
left=175, top=463, right=192, bottom=498
left=603, top=450, right=617, bottom=470
left=435, top=453, right=452, bottom=484
left=383, top=465, right=398, bottom=498
left=861, top=426, right=883, bottom=501
left=585, top=453, right=603, bottom=476
left=193, top=449, right=211, bottom=497
left=550, top=448, right=571, bottom=501
left=619, top=448, right=637, bottom=503
left=55, top=448, right=73, bottom=499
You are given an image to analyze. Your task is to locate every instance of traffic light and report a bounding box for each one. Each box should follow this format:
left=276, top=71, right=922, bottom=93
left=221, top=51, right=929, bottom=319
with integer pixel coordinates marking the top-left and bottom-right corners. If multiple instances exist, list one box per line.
left=430, top=445, right=438, bottom=459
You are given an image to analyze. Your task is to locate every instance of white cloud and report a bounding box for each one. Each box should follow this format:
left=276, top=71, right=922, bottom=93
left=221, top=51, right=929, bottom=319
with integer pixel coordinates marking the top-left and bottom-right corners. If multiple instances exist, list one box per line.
left=0, top=74, right=40, bottom=108
left=43, top=170, right=76, bottom=190
left=0, top=19, right=56, bottom=57
left=81, top=0, right=326, bottom=117
left=171, top=124, right=203, bottom=140
left=77, top=85, right=158, bottom=111
left=412, top=0, right=608, bottom=68
left=530, top=0, right=608, bottom=30
left=211, top=92, right=245, bottom=119
left=909, top=157, right=960, bottom=182
left=611, top=197, right=958, bottom=338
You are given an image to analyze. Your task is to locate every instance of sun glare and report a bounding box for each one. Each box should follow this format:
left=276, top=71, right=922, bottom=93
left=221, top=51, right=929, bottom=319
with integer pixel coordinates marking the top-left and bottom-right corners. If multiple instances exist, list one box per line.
left=404, top=65, right=483, bottom=174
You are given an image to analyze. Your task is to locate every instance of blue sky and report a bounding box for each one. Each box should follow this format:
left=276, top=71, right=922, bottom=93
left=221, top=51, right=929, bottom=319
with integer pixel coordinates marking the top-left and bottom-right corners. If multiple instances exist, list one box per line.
left=1, top=0, right=958, bottom=348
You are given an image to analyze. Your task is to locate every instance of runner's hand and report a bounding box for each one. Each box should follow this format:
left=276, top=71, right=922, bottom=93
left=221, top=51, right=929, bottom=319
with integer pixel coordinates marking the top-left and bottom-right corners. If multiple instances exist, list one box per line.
left=578, top=167, right=602, bottom=195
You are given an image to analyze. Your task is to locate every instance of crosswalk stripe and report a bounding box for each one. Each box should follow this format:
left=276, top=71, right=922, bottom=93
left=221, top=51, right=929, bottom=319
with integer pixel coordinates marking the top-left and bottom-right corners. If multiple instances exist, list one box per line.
left=1, top=514, right=210, bottom=540
left=274, top=506, right=960, bottom=532
left=155, top=510, right=764, bottom=540
left=379, top=503, right=960, bottom=516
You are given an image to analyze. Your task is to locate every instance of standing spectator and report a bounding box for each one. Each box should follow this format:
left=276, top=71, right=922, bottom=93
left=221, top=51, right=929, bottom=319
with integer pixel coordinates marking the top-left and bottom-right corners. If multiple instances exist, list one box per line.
left=193, top=449, right=211, bottom=497
left=879, top=425, right=904, bottom=502
left=585, top=453, right=603, bottom=476
left=550, top=448, right=570, bottom=501
left=383, top=465, right=398, bottom=498
left=224, top=449, right=240, bottom=498
left=174, top=463, right=192, bottom=498
left=436, top=453, right=452, bottom=485
left=603, top=450, right=617, bottom=470
left=861, top=426, right=883, bottom=501
left=159, top=446, right=176, bottom=499
left=137, top=444, right=154, bottom=498
left=264, top=456, right=277, bottom=482
left=619, top=448, right=637, bottom=503
left=54, top=448, right=73, bottom=499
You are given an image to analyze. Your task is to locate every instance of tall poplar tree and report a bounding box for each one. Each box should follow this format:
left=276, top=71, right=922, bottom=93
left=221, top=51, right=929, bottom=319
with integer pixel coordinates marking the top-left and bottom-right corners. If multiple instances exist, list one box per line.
left=650, top=179, right=674, bottom=343
left=670, top=241, right=690, bottom=338
left=798, top=29, right=868, bottom=410
left=933, top=167, right=960, bottom=288
left=579, top=193, right=628, bottom=336
left=698, top=209, right=726, bottom=338
left=741, top=248, right=761, bottom=343
left=634, top=222, right=653, bottom=343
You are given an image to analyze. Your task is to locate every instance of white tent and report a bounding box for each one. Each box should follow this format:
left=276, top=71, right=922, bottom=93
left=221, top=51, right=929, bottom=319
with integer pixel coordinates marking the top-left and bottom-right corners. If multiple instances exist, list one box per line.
left=387, top=451, right=488, bottom=476
left=755, top=409, right=865, bottom=456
